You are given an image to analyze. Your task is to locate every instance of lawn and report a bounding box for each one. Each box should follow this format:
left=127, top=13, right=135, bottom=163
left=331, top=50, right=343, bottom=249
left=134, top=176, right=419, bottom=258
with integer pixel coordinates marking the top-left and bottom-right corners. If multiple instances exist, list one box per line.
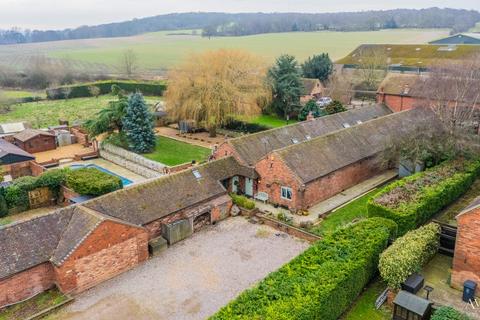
left=143, top=136, right=211, bottom=166
left=342, top=279, right=391, bottom=320
left=311, top=189, right=379, bottom=236
left=248, top=114, right=298, bottom=128
left=0, top=288, right=68, bottom=320
left=0, top=95, right=161, bottom=128
left=1, top=89, right=45, bottom=100
left=0, top=29, right=448, bottom=72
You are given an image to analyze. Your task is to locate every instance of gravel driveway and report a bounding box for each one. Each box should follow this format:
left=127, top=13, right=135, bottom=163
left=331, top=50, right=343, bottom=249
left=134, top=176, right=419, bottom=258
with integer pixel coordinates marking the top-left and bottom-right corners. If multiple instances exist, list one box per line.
left=49, top=217, right=308, bottom=320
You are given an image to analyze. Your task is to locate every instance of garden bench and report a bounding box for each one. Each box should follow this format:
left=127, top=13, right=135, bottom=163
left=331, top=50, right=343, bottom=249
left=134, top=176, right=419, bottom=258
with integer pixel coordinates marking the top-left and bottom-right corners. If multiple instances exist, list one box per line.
left=81, top=155, right=99, bottom=161
left=255, top=192, right=269, bottom=203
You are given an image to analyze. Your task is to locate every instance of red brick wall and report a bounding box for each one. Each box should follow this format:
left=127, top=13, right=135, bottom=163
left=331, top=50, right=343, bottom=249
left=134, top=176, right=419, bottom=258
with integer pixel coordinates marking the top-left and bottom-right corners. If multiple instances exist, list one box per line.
left=54, top=220, right=148, bottom=294
left=255, top=155, right=302, bottom=209
left=302, top=157, right=381, bottom=209
left=214, top=143, right=247, bottom=165
left=377, top=93, right=418, bottom=112
left=14, top=135, right=56, bottom=154
left=0, top=263, right=55, bottom=308
left=256, top=154, right=381, bottom=210
left=71, top=127, right=89, bottom=146
left=452, top=208, right=480, bottom=295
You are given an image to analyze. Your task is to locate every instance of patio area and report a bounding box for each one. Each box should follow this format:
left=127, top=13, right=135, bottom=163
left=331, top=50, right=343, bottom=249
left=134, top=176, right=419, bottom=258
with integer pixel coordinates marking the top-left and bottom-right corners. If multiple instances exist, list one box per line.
left=34, top=143, right=95, bottom=164
left=156, top=126, right=228, bottom=148
left=255, top=170, right=397, bottom=226
left=420, top=254, right=480, bottom=319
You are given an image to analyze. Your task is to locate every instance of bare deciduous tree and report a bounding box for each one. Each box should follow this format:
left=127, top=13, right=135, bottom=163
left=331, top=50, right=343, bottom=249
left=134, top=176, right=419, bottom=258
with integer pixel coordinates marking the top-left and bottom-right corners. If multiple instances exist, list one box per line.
left=414, top=54, right=480, bottom=137
left=120, top=49, right=139, bottom=77
left=355, top=47, right=388, bottom=90
left=88, top=85, right=101, bottom=98
left=325, top=73, right=354, bottom=105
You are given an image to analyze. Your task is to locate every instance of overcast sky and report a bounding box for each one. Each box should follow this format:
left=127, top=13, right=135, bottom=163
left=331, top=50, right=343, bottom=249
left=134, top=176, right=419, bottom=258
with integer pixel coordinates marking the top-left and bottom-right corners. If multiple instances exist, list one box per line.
left=0, top=0, right=479, bottom=30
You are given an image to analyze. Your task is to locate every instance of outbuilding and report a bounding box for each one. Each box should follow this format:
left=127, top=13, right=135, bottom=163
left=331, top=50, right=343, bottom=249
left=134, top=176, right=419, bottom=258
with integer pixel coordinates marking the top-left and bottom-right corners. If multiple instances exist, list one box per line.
left=13, top=129, right=56, bottom=154
left=393, top=291, right=433, bottom=320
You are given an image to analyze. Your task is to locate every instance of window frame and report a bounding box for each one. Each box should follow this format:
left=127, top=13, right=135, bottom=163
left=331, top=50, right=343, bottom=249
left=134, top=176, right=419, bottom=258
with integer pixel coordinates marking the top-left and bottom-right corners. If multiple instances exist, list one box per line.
left=280, top=186, right=293, bottom=201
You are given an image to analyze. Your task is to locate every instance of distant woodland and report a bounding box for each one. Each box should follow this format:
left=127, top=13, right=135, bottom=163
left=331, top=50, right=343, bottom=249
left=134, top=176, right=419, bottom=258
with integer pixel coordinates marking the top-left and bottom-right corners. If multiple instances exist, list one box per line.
left=1, top=8, right=479, bottom=44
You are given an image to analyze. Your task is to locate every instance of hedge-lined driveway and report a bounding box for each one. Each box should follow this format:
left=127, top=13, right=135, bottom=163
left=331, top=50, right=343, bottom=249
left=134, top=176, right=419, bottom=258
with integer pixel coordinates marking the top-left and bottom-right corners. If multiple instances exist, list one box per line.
left=49, top=217, right=308, bottom=320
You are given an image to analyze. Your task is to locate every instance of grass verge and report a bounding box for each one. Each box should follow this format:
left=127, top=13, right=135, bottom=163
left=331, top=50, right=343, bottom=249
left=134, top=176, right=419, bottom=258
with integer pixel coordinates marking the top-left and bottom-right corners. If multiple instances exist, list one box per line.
left=341, top=278, right=391, bottom=320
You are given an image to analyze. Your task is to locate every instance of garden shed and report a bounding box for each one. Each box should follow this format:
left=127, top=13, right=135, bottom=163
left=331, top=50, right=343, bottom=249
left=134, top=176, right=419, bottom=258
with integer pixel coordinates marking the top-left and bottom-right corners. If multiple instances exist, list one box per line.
left=393, top=290, right=433, bottom=320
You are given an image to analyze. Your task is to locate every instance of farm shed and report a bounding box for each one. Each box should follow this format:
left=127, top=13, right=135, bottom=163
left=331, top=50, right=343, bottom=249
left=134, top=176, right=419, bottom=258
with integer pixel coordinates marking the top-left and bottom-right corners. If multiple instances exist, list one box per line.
left=13, top=129, right=56, bottom=154
left=393, top=291, right=433, bottom=320
left=429, top=33, right=480, bottom=45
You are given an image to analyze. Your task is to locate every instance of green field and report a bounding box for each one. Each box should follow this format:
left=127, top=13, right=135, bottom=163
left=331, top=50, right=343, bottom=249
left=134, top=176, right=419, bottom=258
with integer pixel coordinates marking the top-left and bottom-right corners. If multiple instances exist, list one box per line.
left=144, top=136, right=211, bottom=166
left=0, top=29, right=449, bottom=73
left=0, top=95, right=161, bottom=128
left=0, top=89, right=45, bottom=99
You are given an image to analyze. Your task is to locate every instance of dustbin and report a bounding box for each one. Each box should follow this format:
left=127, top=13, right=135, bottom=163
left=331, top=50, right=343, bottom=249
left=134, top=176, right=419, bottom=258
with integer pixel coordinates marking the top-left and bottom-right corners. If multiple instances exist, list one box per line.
left=463, top=280, right=477, bottom=302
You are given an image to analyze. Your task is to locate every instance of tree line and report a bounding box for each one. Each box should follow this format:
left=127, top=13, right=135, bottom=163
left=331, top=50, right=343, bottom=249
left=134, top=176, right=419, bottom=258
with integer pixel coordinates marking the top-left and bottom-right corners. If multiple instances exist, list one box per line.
left=1, top=8, right=479, bottom=44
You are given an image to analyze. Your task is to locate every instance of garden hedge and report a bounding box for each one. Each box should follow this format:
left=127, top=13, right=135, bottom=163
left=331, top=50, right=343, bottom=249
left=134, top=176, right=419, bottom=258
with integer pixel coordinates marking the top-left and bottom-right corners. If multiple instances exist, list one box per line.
left=66, top=168, right=123, bottom=196
left=368, top=158, right=480, bottom=235
left=431, top=306, right=471, bottom=320
left=210, top=218, right=397, bottom=320
left=230, top=193, right=255, bottom=210
left=379, top=223, right=440, bottom=289
left=46, top=80, right=167, bottom=99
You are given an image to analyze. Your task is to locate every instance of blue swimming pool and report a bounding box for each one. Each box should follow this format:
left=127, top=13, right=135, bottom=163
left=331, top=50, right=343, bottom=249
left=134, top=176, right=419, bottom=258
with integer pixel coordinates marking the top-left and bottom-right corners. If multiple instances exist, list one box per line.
left=69, top=164, right=133, bottom=186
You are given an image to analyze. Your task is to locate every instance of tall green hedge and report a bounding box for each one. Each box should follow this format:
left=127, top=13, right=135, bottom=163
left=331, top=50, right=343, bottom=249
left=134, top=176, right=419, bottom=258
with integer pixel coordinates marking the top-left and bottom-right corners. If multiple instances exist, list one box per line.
left=210, top=218, right=397, bottom=320
left=66, top=168, right=122, bottom=196
left=379, top=223, right=440, bottom=289
left=46, top=80, right=167, bottom=99
left=368, top=158, right=480, bottom=236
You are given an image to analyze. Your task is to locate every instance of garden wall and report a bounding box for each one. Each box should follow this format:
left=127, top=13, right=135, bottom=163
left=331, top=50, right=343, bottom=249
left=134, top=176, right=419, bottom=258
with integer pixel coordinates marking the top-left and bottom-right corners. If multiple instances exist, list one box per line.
left=99, top=143, right=164, bottom=178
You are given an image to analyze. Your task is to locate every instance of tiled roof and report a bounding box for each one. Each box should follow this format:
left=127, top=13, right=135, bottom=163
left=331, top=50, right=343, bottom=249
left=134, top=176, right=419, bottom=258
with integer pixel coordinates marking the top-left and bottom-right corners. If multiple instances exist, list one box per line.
left=276, top=108, right=442, bottom=184
left=302, top=78, right=322, bottom=96
left=228, top=104, right=392, bottom=165
left=83, top=157, right=254, bottom=225
left=13, top=129, right=54, bottom=142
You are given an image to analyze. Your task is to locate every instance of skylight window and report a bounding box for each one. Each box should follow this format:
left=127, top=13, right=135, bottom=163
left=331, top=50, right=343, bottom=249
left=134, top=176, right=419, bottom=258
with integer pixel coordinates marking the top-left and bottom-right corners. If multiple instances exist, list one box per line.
left=192, top=170, right=202, bottom=179
left=291, top=138, right=299, bottom=144
left=356, top=120, right=363, bottom=125
left=342, top=123, right=351, bottom=128
left=305, top=135, right=312, bottom=140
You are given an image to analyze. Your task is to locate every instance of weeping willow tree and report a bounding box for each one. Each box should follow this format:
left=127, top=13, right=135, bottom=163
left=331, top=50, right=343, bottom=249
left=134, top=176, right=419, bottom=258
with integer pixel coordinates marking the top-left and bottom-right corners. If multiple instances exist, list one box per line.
left=165, top=49, right=271, bottom=137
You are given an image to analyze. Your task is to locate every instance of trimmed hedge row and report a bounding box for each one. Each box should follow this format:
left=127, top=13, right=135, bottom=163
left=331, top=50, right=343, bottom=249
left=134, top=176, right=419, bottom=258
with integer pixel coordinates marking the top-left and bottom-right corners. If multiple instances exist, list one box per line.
left=66, top=168, right=123, bottom=196
left=431, top=306, right=471, bottom=320
left=368, top=158, right=480, bottom=236
left=230, top=193, right=255, bottom=210
left=210, top=218, right=397, bottom=320
left=379, top=223, right=440, bottom=289
left=46, top=80, right=167, bottom=99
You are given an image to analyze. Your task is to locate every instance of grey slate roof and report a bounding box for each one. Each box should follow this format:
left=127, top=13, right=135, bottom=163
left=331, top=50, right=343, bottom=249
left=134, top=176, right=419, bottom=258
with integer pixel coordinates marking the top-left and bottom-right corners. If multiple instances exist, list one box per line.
left=13, top=129, right=54, bottom=142
left=275, top=108, right=441, bottom=184
left=0, top=139, right=35, bottom=163
left=394, top=291, right=432, bottom=316
left=84, top=156, right=254, bottom=225
left=0, top=207, right=74, bottom=279
left=227, top=104, right=392, bottom=165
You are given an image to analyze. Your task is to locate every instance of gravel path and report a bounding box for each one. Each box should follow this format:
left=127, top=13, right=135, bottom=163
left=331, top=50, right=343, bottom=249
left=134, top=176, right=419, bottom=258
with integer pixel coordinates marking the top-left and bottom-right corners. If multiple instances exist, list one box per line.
left=49, top=217, right=309, bottom=320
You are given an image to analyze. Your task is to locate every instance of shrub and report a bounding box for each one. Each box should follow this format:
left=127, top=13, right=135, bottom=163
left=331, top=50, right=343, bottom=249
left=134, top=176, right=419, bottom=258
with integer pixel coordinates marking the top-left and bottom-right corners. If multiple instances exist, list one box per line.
left=223, top=118, right=270, bottom=133
left=324, top=100, right=347, bottom=115
left=368, top=158, right=480, bottom=235
left=0, top=189, right=8, bottom=218
left=431, top=306, right=471, bottom=320
left=379, top=223, right=440, bottom=289
left=46, top=80, right=167, bottom=99
left=66, top=168, right=123, bottom=196
left=230, top=193, right=255, bottom=210
left=298, top=99, right=326, bottom=121
left=210, top=218, right=397, bottom=320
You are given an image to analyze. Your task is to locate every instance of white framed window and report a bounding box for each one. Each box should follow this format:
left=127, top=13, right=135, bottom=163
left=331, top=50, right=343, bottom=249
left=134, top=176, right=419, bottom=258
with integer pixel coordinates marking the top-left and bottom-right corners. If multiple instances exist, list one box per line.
left=281, top=186, right=293, bottom=201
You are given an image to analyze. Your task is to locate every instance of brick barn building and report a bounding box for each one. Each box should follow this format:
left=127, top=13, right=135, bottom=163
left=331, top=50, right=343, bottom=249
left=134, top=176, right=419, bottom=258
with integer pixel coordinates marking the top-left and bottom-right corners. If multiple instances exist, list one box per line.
left=0, top=156, right=256, bottom=307
left=13, top=129, right=56, bottom=154
left=254, top=109, right=438, bottom=210
left=300, top=78, right=325, bottom=104
left=452, top=197, right=480, bottom=296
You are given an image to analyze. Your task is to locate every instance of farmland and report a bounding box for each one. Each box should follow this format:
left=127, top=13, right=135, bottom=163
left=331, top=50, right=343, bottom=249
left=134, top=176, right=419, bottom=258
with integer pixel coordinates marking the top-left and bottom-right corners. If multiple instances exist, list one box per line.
left=0, top=95, right=161, bottom=128
left=0, top=29, right=449, bottom=74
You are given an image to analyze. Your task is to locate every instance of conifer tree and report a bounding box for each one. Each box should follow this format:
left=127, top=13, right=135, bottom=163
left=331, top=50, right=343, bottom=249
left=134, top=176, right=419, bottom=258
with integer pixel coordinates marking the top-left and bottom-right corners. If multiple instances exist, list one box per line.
left=123, top=92, right=156, bottom=153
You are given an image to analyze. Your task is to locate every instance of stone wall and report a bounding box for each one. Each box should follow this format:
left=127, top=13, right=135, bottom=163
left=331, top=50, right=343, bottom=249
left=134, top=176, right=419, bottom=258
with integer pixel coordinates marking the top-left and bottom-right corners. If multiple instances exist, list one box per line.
left=99, top=143, right=164, bottom=178
left=0, top=263, right=55, bottom=308
left=54, top=220, right=148, bottom=294
left=452, top=207, right=480, bottom=295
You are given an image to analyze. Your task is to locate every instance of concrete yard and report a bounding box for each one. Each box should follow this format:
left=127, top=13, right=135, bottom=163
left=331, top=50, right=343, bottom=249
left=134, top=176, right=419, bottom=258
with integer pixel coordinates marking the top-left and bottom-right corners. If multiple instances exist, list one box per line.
left=48, top=217, right=309, bottom=320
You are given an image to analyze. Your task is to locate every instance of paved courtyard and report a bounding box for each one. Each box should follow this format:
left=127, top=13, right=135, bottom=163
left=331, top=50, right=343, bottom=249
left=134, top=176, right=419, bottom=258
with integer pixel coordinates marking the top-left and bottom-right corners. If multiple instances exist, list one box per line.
left=48, top=217, right=309, bottom=320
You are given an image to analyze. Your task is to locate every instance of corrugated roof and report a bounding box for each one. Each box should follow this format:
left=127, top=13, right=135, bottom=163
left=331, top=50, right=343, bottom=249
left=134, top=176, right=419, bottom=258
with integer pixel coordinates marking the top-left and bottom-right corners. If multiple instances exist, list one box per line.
left=13, top=129, right=54, bottom=142
left=276, top=108, right=441, bottom=184
left=83, top=156, right=255, bottom=225
left=228, top=104, right=392, bottom=165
